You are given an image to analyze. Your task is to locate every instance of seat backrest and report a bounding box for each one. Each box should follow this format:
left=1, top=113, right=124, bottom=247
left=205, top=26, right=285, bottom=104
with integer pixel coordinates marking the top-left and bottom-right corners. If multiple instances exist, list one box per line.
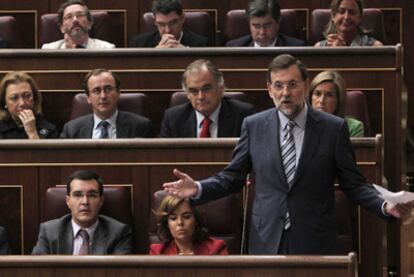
left=0, top=16, right=22, bottom=48
left=169, top=91, right=248, bottom=107
left=309, top=8, right=386, bottom=45
left=70, top=92, right=149, bottom=120
left=39, top=11, right=114, bottom=46
left=223, top=9, right=299, bottom=44
left=345, top=90, right=371, bottom=136
left=148, top=190, right=243, bottom=254
left=141, top=11, right=214, bottom=45
left=43, top=185, right=133, bottom=227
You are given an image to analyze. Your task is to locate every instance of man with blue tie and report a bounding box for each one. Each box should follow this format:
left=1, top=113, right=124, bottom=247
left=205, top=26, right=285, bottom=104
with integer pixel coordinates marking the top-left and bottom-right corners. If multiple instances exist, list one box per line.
left=163, top=54, right=414, bottom=254
left=60, top=69, right=154, bottom=138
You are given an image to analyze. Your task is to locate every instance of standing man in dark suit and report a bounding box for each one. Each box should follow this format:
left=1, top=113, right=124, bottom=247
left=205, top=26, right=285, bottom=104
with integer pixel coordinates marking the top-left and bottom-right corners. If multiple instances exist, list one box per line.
left=160, top=59, right=255, bottom=137
left=129, top=0, right=208, bottom=48
left=226, top=0, right=304, bottom=47
left=60, top=69, right=154, bottom=138
left=163, top=54, right=413, bottom=254
left=32, top=170, right=133, bottom=254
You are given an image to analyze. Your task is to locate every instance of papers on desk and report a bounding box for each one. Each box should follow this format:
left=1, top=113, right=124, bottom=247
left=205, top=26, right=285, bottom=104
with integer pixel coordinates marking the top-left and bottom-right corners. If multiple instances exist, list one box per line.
left=373, top=184, right=414, bottom=205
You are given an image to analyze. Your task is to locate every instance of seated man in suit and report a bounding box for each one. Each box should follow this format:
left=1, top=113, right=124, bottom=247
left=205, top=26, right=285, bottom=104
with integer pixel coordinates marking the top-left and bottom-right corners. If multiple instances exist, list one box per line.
left=129, top=0, right=208, bottom=48
left=60, top=69, right=154, bottom=138
left=226, top=0, right=304, bottom=47
left=42, top=0, right=115, bottom=49
left=160, top=59, right=255, bottom=137
left=32, top=170, right=133, bottom=254
left=0, top=225, right=10, bottom=254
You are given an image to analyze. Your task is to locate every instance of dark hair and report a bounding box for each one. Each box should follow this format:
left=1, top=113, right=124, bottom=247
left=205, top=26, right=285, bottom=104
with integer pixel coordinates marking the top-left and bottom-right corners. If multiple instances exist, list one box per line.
left=152, top=0, right=183, bottom=16
left=246, top=0, right=281, bottom=21
left=82, top=68, right=121, bottom=95
left=307, top=71, right=346, bottom=117
left=156, top=195, right=208, bottom=244
left=66, top=170, right=104, bottom=196
left=57, top=0, right=92, bottom=27
left=267, top=54, right=308, bottom=83
left=0, top=71, right=43, bottom=120
left=181, top=59, right=225, bottom=91
left=323, top=0, right=365, bottom=37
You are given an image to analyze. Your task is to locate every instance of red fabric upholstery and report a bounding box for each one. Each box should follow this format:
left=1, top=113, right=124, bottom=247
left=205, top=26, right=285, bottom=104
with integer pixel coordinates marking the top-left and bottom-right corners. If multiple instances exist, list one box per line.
left=148, top=190, right=243, bottom=254
left=345, top=90, right=371, bottom=136
left=309, top=8, right=386, bottom=45
left=70, top=93, right=150, bottom=120
left=0, top=16, right=22, bottom=48
left=223, top=9, right=299, bottom=43
left=39, top=11, right=114, bottom=46
left=141, top=11, right=214, bottom=45
left=42, top=186, right=133, bottom=227
left=169, top=91, right=248, bottom=107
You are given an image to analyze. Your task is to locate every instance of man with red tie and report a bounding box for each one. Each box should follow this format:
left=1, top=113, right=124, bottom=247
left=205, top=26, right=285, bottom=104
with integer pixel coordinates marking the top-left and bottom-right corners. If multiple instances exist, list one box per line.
left=160, top=59, right=255, bottom=138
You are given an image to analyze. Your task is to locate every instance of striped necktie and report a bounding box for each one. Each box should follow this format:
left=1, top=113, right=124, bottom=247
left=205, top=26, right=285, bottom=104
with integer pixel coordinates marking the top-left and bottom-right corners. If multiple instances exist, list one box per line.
left=98, top=120, right=109, bottom=139
left=78, top=229, right=90, bottom=255
left=281, top=120, right=296, bottom=230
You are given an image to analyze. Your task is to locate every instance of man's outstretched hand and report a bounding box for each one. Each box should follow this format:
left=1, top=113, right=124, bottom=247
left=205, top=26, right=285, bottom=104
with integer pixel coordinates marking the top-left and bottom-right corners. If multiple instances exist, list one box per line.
left=163, top=169, right=198, bottom=199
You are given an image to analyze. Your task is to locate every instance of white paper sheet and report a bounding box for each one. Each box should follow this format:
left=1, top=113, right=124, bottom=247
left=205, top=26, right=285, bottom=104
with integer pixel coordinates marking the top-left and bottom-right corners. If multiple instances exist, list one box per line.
left=373, top=184, right=414, bottom=205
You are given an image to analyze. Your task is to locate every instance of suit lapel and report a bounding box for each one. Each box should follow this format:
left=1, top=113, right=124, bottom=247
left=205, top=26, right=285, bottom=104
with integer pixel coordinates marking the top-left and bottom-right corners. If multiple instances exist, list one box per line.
left=91, top=221, right=108, bottom=254
left=181, top=106, right=196, bottom=137
left=217, top=99, right=233, bottom=137
left=79, top=115, right=94, bottom=138
left=269, top=110, right=287, bottom=187
left=292, top=108, right=322, bottom=186
left=116, top=112, right=131, bottom=138
left=59, top=221, right=74, bottom=254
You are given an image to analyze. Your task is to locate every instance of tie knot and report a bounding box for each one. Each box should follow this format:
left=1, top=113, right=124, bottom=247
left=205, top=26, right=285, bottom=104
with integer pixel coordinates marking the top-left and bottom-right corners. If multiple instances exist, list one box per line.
left=76, top=44, right=85, bottom=48
left=286, top=121, right=295, bottom=131
left=202, top=117, right=211, bottom=128
left=78, top=229, right=89, bottom=241
left=98, top=120, right=109, bottom=128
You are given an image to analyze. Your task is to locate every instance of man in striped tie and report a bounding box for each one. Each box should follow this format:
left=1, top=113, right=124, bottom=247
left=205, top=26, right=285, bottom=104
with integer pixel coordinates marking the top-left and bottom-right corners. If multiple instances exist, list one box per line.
left=163, top=54, right=414, bottom=255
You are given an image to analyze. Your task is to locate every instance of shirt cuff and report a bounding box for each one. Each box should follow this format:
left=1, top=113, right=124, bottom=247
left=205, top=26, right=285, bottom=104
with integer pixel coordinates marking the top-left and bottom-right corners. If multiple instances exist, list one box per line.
left=191, top=181, right=202, bottom=200
left=381, top=200, right=390, bottom=217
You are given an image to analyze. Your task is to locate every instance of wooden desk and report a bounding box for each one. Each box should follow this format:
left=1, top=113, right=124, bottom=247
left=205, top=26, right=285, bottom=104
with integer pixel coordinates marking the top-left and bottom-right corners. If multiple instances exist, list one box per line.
left=0, top=254, right=357, bottom=277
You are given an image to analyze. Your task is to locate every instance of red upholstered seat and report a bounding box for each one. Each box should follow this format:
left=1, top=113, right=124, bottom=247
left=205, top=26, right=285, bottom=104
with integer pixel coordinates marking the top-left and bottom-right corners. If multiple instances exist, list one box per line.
left=345, top=90, right=371, bottom=136
left=309, top=8, right=386, bottom=45
left=39, top=11, right=114, bottom=46
left=0, top=16, right=22, bottom=48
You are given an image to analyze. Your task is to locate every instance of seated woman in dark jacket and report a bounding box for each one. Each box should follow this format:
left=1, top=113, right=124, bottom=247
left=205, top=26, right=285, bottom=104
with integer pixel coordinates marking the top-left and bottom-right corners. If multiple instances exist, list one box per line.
left=150, top=195, right=228, bottom=255
left=0, top=71, right=58, bottom=139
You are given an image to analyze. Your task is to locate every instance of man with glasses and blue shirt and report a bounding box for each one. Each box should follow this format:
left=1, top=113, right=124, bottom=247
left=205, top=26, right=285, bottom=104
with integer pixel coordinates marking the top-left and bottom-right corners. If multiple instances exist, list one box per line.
left=160, top=59, right=255, bottom=137
left=32, top=170, right=133, bottom=254
left=163, top=54, right=414, bottom=254
left=42, top=0, right=115, bottom=49
left=60, top=69, right=154, bottom=138
left=226, top=0, right=304, bottom=47
left=129, top=0, right=208, bottom=48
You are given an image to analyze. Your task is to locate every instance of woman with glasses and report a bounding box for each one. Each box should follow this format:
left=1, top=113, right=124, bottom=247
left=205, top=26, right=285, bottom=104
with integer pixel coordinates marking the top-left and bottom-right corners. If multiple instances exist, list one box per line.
left=0, top=71, right=58, bottom=139
left=150, top=195, right=228, bottom=255
left=308, top=70, right=364, bottom=137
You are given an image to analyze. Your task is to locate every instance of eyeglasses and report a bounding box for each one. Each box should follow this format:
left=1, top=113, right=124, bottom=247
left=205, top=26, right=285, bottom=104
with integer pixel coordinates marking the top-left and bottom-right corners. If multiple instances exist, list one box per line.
left=63, top=12, right=87, bottom=21
left=187, top=85, right=215, bottom=96
left=155, top=18, right=181, bottom=29
left=7, top=92, right=33, bottom=103
left=271, top=80, right=303, bottom=92
left=251, top=22, right=274, bottom=30
left=89, top=85, right=116, bottom=96
left=70, top=190, right=100, bottom=199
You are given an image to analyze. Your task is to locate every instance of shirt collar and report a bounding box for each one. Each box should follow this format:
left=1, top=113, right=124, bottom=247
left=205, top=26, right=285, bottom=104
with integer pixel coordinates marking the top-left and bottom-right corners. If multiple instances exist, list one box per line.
left=71, top=218, right=99, bottom=241
left=93, top=110, right=118, bottom=129
left=278, top=103, right=307, bottom=131
left=195, top=101, right=222, bottom=127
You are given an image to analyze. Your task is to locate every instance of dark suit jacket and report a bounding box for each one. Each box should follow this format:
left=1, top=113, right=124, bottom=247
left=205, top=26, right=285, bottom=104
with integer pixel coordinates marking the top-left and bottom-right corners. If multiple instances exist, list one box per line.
left=0, top=226, right=10, bottom=254
left=159, top=97, right=255, bottom=137
left=197, top=107, right=385, bottom=254
left=129, top=29, right=208, bottom=47
left=60, top=111, right=154, bottom=138
left=31, top=214, right=133, bottom=254
left=226, top=33, right=304, bottom=47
